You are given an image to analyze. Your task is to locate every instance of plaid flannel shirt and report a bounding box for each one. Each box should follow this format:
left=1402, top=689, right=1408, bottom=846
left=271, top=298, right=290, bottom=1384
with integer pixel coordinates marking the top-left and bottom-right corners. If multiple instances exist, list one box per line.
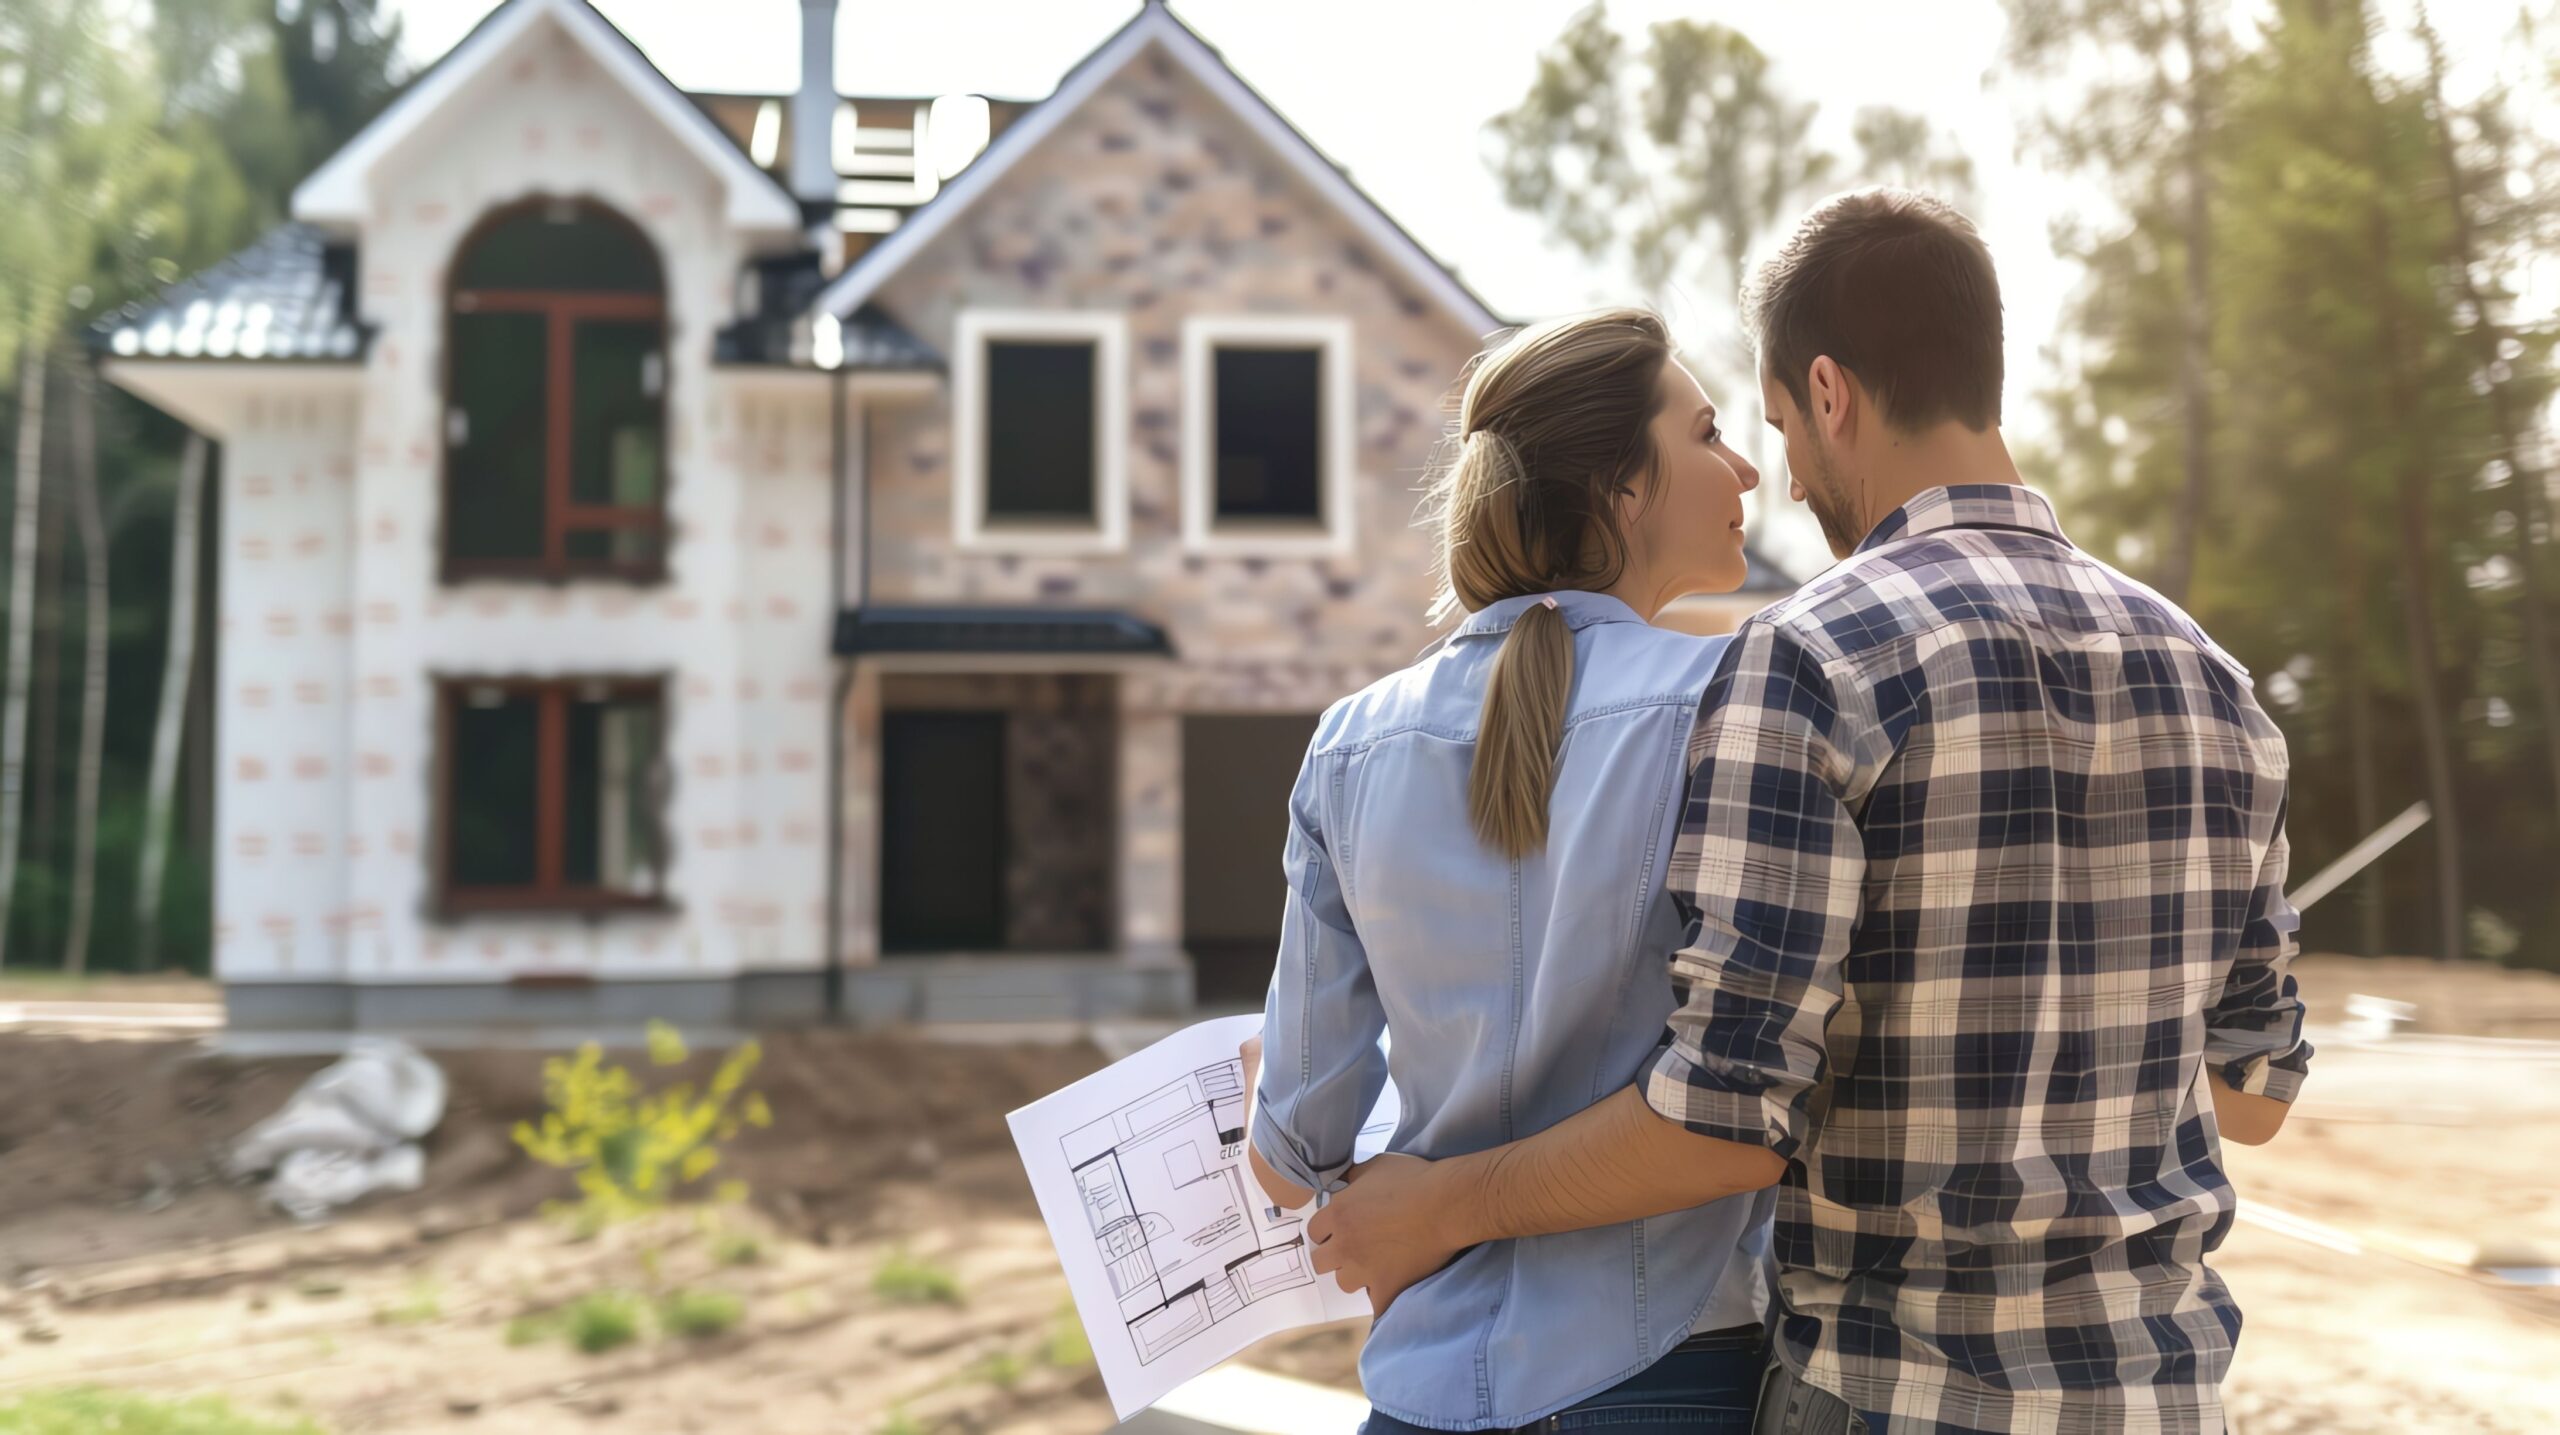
left=1645, top=486, right=2311, bottom=1434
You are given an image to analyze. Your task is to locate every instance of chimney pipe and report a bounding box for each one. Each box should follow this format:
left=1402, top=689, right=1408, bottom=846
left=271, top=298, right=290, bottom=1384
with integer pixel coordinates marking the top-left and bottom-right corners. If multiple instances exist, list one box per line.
left=792, top=0, right=840, bottom=214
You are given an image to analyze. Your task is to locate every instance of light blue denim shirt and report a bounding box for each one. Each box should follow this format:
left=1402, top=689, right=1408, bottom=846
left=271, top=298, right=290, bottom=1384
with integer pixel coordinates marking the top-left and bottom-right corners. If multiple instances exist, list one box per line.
left=1253, top=588, right=1775, bottom=1432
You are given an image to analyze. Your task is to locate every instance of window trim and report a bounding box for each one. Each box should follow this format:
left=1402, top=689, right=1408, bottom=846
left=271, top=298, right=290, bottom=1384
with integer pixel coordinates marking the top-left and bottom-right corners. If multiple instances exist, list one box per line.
left=439, top=198, right=672, bottom=586
left=431, top=673, right=673, bottom=918
left=1180, top=315, right=1356, bottom=557
left=951, top=309, right=1130, bottom=554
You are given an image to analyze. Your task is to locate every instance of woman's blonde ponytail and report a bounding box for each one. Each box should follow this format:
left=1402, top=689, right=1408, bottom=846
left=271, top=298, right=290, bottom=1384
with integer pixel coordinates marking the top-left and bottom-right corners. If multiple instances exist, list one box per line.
left=1471, top=600, right=1574, bottom=857
left=1427, top=309, right=1672, bottom=859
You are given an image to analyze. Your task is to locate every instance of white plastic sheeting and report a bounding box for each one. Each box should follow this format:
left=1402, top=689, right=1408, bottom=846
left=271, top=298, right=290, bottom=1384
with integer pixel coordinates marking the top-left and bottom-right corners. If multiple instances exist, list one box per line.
left=226, top=1038, right=447, bottom=1222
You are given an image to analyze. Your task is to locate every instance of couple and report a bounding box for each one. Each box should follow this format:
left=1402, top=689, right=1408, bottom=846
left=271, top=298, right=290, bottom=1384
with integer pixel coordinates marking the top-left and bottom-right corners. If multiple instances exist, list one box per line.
left=1241, top=189, right=2313, bottom=1435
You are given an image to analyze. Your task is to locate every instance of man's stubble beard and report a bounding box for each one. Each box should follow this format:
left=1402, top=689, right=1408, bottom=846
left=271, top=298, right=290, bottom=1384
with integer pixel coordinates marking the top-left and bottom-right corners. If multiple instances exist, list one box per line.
left=1801, top=431, right=1869, bottom=559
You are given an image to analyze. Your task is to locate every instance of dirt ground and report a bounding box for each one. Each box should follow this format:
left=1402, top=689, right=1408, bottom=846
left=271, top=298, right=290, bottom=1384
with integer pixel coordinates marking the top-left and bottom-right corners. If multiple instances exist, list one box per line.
left=0, top=955, right=2554, bottom=1432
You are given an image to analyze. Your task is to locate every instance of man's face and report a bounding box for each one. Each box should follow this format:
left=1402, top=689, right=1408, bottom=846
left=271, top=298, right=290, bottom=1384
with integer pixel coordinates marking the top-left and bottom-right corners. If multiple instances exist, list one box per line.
left=1760, top=365, right=1866, bottom=560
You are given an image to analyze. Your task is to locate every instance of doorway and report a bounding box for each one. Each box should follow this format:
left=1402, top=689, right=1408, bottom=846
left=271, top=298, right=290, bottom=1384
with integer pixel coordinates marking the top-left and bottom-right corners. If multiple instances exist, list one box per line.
left=1181, top=713, right=1321, bottom=1005
left=880, top=711, right=1007, bottom=953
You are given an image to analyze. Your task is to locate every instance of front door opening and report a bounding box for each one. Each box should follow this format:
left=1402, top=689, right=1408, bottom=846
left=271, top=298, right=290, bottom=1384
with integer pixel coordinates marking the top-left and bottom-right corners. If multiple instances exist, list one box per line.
left=880, top=711, right=1007, bottom=953
left=1182, top=713, right=1321, bottom=1006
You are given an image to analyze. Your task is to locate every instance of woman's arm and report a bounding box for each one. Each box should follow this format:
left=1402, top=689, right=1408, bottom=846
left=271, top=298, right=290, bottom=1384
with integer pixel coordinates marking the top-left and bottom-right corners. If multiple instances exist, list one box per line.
left=1248, top=750, right=1391, bottom=1208
left=1240, top=1034, right=1319, bottom=1208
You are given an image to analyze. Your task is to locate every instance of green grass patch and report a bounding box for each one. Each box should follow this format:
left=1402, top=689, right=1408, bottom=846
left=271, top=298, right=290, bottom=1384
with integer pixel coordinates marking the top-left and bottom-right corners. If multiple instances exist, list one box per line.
left=1038, top=1305, right=1093, bottom=1370
left=972, top=1349, right=1026, bottom=1390
left=710, top=1230, right=764, bottom=1267
left=876, top=1408, right=926, bottom=1435
left=502, top=1310, right=556, bottom=1347
left=870, top=1248, right=961, bottom=1307
left=657, top=1288, right=743, bottom=1340
left=563, top=1291, right=643, bottom=1354
left=371, top=1279, right=441, bottom=1326
left=0, top=1387, right=325, bottom=1434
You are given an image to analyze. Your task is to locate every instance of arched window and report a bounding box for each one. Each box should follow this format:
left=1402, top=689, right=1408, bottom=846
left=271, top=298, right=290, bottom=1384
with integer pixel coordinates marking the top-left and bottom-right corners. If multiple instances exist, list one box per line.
left=443, top=198, right=667, bottom=580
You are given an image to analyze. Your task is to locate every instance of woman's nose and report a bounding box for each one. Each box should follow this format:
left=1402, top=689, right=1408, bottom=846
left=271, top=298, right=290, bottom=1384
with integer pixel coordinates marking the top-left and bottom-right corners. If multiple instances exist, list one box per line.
left=1730, top=450, right=1761, bottom=493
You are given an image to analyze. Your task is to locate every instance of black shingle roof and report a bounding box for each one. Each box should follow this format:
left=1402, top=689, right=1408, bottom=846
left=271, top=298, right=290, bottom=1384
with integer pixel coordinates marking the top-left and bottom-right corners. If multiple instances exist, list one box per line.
left=713, top=301, right=939, bottom=370
left=833, top=606, right=1174, bottom=658
left=91, top=223, right=370, bottom=363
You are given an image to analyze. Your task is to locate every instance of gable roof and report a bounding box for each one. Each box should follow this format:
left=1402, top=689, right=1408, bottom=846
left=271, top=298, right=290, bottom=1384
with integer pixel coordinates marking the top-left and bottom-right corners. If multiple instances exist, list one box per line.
left=292, top=0, right=802, bottom=234
left=813, top=2, right=1505, bottom=338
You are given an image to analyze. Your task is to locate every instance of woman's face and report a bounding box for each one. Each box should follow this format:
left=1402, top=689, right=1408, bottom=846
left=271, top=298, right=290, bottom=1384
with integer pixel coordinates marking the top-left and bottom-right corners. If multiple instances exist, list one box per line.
left=1619, top=358, right=1759, bottom=604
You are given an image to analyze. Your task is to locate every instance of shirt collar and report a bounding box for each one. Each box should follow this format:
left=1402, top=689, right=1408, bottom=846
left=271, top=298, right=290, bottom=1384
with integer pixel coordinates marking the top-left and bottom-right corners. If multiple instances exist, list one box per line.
left=1452, top=588, right=1649, bottom=640
left=1856, top=484, right=2072, bottom=555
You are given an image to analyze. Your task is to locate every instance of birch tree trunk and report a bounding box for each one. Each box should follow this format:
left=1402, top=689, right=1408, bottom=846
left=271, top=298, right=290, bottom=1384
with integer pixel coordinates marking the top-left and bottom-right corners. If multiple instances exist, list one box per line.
left=135, top=432, right=205, bottom=969
left=63, top=362, right=107, bottom=975
left=0, top=351, right=49, bottom=968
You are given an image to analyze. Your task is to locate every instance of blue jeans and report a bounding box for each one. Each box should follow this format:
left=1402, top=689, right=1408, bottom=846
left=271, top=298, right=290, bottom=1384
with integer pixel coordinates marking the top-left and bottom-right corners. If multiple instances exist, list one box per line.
left=1361, top=1327, right=1766, bottom=1434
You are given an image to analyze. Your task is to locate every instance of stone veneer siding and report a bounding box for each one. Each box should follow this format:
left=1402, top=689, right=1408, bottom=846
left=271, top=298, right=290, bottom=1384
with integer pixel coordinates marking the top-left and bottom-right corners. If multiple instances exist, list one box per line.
left=834, top=43, right=1488, bottom=986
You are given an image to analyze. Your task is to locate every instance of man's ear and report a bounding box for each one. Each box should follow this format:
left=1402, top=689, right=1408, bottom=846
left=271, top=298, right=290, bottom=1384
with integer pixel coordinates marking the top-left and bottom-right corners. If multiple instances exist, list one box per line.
left=1807, top=356, right=1855, bottom=444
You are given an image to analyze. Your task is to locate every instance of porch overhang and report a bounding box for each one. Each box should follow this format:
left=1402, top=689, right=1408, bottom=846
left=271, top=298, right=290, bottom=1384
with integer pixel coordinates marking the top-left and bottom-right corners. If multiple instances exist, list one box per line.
left=832, top=606, right=1174, bottom=661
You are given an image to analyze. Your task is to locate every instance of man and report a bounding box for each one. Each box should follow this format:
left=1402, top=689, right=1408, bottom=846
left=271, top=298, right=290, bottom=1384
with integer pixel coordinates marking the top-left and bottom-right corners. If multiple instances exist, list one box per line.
left=1303, top=189, right=2313, bottom=1434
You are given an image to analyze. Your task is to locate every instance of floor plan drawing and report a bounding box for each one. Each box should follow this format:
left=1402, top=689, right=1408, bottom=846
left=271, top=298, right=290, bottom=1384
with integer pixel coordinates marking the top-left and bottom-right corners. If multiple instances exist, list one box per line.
left=1008, top=1013, right=1391, bottom=1418
left=1059, top=1057, right=1321, bottom=1364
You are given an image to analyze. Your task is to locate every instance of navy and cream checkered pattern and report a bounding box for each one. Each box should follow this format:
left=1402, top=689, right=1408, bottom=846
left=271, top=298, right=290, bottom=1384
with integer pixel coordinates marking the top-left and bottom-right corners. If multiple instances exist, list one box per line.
left=1644, top=485, right=2311, bottom=1434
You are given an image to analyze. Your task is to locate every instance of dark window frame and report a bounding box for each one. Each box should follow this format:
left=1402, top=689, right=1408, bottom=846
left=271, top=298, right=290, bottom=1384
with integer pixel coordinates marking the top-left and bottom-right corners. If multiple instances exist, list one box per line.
left=982, top=339, right=1101, bottom=524
left=1208, top=344, right=1326, bottom=525
left=440, top=198, right=671, bottom=585
left=954, top=310, right=1128, bottom=552
left=1181, top=317, right=1354, bottom=553
left=432, top=674, right=672, bottom=917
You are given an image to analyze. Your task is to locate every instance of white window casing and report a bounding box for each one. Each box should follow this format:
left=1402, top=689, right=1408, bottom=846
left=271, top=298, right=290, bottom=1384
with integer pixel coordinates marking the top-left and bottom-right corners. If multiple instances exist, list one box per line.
left=1180, top=315, right=1356, bottom=557
left=951, top=309, right=1130, bottom=555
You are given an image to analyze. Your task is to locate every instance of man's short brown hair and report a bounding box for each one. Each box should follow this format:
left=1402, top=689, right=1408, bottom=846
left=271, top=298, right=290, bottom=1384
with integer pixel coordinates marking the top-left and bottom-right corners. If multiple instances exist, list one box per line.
left=1745, top=188, right=2003, bottom=433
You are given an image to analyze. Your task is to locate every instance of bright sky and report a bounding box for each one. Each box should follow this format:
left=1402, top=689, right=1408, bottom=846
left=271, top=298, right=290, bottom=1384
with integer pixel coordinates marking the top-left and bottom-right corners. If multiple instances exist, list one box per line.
left=384, top=0, right=2548, bottom=573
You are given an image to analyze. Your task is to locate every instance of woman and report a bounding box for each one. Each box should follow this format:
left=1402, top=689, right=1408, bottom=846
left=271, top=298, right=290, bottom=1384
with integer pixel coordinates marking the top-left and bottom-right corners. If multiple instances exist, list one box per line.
left=1246, top=309, right=1777, bottom=1433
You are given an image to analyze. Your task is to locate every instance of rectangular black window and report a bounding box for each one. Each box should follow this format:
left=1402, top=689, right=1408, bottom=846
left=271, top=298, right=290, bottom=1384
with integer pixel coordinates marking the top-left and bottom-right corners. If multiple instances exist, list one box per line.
left=984, top=340, right=1097, bottom=521
left=440, top=677, right=665, bottom=912
left=1212, top=346, right=1324, bottom=523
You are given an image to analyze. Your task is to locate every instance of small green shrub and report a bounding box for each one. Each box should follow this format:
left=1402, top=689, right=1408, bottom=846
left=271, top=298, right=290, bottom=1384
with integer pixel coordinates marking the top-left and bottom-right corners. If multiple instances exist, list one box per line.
left=658, top=1288, right=744, bottom=1340
left=564, top=1291, right=643, bottom=1354
left=870, top=1248, right=960, bottom=1306
left=974, top=1349, right=1026, bottom=1390
left=512, top=1021, right=774, bottom=1230
left=711, top=1230, right=764, bottom=1267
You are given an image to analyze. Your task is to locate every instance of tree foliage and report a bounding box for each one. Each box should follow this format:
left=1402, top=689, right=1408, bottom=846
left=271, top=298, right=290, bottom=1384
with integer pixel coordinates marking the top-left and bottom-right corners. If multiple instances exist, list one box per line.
left=2027, top=0, right=2560, bottom=962
left=0, top=0, right=405, bottom=972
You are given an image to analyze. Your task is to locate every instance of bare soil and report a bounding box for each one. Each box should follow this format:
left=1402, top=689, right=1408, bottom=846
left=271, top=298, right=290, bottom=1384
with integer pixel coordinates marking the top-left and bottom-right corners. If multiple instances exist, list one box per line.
left=0, top=953, right=2552, bottom=1432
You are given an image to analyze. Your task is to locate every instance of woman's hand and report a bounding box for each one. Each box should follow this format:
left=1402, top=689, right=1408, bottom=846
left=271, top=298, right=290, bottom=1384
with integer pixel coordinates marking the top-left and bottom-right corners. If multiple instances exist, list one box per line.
left=1307, top=1152, right=1468, bottom=1316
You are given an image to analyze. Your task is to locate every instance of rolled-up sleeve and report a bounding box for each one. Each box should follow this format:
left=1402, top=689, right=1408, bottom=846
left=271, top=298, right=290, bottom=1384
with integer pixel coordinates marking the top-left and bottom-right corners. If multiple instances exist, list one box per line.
left=1644, top=621, right=1866, bottom=1164
left=2208, top=799, right=2314, bottom=1103
left=1251, top=749, right=1389, bottom=1197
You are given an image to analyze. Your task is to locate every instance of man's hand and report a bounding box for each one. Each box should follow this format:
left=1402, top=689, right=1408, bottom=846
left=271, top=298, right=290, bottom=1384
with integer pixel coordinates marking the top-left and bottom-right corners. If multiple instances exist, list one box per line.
left=1239, top=1032, right=1263, bottom=1094
left=1307, top=1152, right=1466, bottom=1316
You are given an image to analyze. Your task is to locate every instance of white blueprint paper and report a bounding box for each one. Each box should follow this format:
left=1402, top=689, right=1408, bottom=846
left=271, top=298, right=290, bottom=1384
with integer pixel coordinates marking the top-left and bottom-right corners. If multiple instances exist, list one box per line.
left=1006, top=1014, right=1396, bottom=1421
